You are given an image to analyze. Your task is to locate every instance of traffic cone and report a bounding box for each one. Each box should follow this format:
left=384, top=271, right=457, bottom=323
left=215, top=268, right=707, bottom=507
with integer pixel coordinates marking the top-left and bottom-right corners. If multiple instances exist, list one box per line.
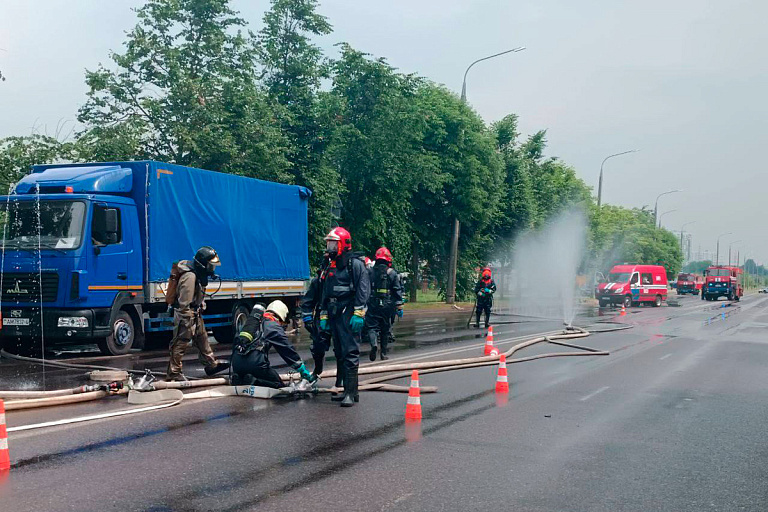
left=0, top=399, right=9, bottom=472
left=495, top=354, right=509, bottom=393
left=483, top=326, right=495, bottom=356
left=620, top=305, right=626, bottom=316
left=405, top=370, right=422, bottom=421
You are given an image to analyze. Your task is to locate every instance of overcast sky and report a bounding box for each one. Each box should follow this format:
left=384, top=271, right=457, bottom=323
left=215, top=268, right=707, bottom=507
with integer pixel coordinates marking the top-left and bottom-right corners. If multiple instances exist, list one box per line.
left=1, top=0, right=765, bottom=263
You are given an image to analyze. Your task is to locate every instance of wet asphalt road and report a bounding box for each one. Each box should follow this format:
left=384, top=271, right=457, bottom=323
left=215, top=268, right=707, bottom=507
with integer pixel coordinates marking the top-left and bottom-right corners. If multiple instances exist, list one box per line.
left=2, top=295, right=768, bottom=511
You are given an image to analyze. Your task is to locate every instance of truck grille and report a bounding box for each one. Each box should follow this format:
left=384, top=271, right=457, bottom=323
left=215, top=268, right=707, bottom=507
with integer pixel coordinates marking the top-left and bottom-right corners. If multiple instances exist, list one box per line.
left=0, top=273, right=59, bottom=303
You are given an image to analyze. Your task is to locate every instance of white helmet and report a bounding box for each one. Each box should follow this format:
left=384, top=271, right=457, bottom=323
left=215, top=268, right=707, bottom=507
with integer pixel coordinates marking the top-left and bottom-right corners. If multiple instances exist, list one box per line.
left=266, top=300, right=289, bottom=323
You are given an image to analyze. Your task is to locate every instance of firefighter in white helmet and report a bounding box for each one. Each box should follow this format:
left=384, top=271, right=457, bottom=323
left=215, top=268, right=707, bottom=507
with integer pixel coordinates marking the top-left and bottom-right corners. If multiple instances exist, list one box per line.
left=230, top=300, right=315, bottom=388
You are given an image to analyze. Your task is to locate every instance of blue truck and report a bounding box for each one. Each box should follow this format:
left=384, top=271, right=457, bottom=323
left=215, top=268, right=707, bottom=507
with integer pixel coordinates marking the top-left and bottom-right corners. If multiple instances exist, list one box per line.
left=0, top=161, right=310, bottom=355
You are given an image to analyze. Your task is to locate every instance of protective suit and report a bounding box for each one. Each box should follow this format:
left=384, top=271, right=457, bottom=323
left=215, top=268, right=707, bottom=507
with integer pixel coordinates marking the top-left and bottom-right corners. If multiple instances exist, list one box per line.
left=474, top=267, right=497, bottom=329
left=365, top=247, right=403, bottom=361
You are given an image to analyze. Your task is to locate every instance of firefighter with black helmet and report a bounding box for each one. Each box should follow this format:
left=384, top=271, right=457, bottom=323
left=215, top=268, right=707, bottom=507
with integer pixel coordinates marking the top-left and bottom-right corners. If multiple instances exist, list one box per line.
left=365, top=247, right=403, bottom=361
left=319, top=227, right=370, bottom=407
left=166, top=246, right=229, bottom=381
left=231, top=301, right=315, bottom=388
left=474, top=267, right=497, bottom=329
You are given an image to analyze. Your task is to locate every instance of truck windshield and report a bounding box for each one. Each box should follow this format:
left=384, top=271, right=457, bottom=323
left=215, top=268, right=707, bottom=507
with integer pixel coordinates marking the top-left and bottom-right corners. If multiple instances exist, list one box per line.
left=708, top=269, right=731, bottom=277
left=608, top=272, right=631, bottom=282
left=677, top=273, right=690, bottom=280
left=0, top=200, right=86, bottom=250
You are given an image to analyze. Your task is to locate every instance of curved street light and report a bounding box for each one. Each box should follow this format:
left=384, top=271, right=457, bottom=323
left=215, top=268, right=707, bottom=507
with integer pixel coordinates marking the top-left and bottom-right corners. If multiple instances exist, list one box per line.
left=447, top=46, right=526, bottom=304
left=716, top=232, right=733, bottom=266
left=654, top=189, right=682, bottom=227
left=597, top=150, right=639, bottom=208
left=658, top=209, right=677, bottom=228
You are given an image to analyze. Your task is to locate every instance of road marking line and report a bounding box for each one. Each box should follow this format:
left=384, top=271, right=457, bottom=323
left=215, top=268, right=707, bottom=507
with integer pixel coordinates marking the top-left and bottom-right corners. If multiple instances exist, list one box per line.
left=579, top=386, right=610, bottom=402
left=659, top=353, right=672, bottom=360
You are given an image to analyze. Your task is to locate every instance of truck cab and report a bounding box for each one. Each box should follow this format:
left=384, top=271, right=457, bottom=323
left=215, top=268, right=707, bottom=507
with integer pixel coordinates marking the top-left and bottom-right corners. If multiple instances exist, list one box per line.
left=676, top=273, right=703, bottom=295
left=0, top=167, right=144, bottom=354
left=595, top=264, right=668, bottom=308
left=702, top=266, right=742, bottom=302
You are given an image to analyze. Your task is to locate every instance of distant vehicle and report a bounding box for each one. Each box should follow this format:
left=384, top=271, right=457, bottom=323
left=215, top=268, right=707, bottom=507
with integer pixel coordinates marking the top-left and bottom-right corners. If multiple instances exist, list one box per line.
left=595, top=264, right=669, bottom=308
left=676, top=272, right=703, bottom=295
left=759, top=288, right=768, bottom=294
left=702, top=265, right=743, bottom=302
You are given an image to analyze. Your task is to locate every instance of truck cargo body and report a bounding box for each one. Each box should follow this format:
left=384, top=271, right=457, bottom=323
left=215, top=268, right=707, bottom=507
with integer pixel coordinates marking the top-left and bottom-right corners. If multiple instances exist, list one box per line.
left=0, top=161, right=310, bottom=354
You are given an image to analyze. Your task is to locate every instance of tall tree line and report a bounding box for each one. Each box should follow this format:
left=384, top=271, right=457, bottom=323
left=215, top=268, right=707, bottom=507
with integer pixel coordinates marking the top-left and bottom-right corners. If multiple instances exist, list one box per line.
left=0, top=0, right=683, bottom=297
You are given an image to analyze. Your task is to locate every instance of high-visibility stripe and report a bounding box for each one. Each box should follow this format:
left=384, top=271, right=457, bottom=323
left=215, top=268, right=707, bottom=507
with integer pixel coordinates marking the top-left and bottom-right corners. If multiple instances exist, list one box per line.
left=0, top=438, right=7, bottom=450
left=496, top=376, right=508, bottom=383
left=238, top=331, right=253, bottom=342
left=406, top=396, right=421, bottom=405
left=411, top=380, right=420, bottom=388
left=0, top=413, right=5, bottom=424
left=88, top=285, right=143, bottom=291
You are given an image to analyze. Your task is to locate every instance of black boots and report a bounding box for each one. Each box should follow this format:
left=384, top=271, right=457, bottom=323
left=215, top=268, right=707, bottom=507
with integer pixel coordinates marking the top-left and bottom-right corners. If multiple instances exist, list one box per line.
left=331, top=361, right=346, bottom=401
left=369, top=342, right=378, bottom=361
left=205, top=360, right=230, bottom=376
left=311, top=353, right=324, bottom=378
left=341, top=367, right=359, bottom=407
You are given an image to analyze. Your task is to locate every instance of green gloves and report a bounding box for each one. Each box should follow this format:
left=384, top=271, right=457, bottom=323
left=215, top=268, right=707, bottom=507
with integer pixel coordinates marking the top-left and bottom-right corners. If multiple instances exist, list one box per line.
left=319, top=312, right=329, bottom=331
left=350, top=309, right=365, bottom=333
left=296, top=363, right=315, bottom=383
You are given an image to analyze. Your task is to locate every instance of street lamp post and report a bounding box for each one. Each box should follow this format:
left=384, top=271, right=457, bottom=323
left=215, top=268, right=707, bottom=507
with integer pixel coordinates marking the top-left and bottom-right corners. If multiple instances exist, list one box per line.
left=657, top=209, right=677, bottom=228
left=597, top=150, right=639, bottom=208
left=654, top=190, right=682, bottom=227
left=446, top=47, right=525, bottom=304
left=716, top=232, right=733, bottom=266
left=680, top=221, right=695, bottom=261
left=728, top=240, right=742, bottom=267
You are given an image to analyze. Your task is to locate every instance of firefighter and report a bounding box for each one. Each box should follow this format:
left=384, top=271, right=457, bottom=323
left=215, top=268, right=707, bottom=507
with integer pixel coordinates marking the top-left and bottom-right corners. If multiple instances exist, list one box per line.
left=365, top=247, right=403, bottom=361
left=474, top=267, right=497, bottom=329
left=230, top=301, right=315, bottom=388
left=319, top=227, right=370, bottom=407
left=166, top=246, right=229, bottom=381
left=301, top=253, right=342, bottom=387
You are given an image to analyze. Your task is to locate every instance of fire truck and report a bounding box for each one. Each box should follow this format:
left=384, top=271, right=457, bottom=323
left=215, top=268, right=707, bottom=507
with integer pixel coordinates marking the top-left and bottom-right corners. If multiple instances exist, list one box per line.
left=675, top=273, right=703, bottom=295
left=701, top=266, right=743, bottom=302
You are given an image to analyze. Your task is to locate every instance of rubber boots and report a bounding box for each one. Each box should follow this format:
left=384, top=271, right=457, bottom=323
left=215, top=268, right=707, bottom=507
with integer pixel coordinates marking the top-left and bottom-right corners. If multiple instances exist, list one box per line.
left=311, top=352, right=324, bottom=378
left=340, top=367, right=359, bottom=407
left=204, top=360, right=230, bottom=376
left=331, top=360, right=346, bottom=401
left=369, top=339, right=378, bottom=361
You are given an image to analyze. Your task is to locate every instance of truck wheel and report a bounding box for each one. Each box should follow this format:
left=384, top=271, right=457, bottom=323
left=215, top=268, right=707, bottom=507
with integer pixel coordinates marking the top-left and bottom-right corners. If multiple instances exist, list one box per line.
left=623, top=295, right=632, bottom=308
left=213, top=304, right=250, bottom=344
left=97, top=311, right=136, bottom=356
left=653, top=295, right=662, bottom=307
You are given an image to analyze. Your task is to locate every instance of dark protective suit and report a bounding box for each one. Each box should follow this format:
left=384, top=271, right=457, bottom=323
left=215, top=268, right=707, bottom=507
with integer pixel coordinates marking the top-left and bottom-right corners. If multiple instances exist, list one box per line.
left=300, top=270, right=336, bottom=381
left=230, top=315, right=305, bottom=389
left=365, top=262, right=403, bottom=356
left=474, top=278, right=497, bottom=328
left=167, top=260, right=216, bottom=379
left=320, top=251, right=370, bottom=375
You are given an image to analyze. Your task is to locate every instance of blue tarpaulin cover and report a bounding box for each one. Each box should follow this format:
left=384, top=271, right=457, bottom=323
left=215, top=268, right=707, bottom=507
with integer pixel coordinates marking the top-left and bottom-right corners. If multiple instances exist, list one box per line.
left=147, top=162, right=310, bottom=282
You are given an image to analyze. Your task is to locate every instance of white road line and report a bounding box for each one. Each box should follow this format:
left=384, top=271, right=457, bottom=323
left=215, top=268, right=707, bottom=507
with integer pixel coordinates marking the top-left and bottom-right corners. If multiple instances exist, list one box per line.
left=659, top=353, right=673, bottom=360
left=579, top=386, right=610, bottom=402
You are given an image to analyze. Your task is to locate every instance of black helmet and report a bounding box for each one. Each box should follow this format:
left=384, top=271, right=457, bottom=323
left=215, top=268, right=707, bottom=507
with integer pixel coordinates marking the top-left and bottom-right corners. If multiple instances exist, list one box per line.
left=194, top=246, right=221, bottom=275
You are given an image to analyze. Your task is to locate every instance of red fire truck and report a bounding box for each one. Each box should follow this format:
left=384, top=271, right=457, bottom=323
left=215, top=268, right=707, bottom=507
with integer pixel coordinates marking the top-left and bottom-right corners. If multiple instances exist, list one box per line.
left=701, top=266, right=743, bottom=301
left=675, top=273, right=703, bottom=295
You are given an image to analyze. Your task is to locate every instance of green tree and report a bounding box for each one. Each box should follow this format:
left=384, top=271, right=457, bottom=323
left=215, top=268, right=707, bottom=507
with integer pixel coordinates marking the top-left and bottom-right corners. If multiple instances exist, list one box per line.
left=683, top=260, right=713, bottom=274
left=258, top=0, right=337, bottom=256
left=0, top=135, right=71, bottom=193
left=78, top=0, right=289, bottom=180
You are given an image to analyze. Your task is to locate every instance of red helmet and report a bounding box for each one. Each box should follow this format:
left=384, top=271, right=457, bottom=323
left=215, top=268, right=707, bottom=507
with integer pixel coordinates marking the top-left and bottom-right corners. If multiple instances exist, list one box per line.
left=482, top=267, right=492, bottom=279
left=375, top=246, right=392, bottom=263
left=325, top=227, right=351, bottom=256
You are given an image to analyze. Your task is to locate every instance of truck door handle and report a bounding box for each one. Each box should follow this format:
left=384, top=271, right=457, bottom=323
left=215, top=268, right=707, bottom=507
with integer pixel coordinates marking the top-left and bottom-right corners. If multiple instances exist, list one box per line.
left=117, top=273, right=127, bottom=280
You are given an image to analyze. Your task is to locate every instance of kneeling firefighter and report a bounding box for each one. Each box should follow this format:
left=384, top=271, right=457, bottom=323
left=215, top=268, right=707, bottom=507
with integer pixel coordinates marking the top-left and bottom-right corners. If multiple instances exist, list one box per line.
left=365, top=247, right=403, bottom=361
left=474, top=267, right=497, bottom=329
left=319, top=227, right=370, bottom=407
left=231, top=300, right=315, bottom=388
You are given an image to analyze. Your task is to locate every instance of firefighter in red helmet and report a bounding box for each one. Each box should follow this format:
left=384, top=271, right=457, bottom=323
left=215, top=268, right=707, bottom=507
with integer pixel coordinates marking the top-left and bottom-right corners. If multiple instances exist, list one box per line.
left=319, top=227, right=370, bottom=406
left=474, top=267, right=496, bottom=329
left=365, top=247, right=403, bottom=361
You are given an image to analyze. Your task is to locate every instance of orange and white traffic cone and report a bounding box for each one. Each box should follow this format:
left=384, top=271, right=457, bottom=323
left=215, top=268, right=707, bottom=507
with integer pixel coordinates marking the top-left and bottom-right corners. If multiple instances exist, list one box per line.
left=495, top=354, right=509, bottom=393
left=405, top=370, right=422, bottom=421
left=483, top=326, right=495, bottom=356
left=0, top=399, right=9, bottom=472
left=620, top=305, right=626, bottom=316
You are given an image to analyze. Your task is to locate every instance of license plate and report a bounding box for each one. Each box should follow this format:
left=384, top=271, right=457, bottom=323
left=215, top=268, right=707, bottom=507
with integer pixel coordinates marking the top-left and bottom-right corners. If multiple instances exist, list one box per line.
left=3, top=318, right=30, bottom=326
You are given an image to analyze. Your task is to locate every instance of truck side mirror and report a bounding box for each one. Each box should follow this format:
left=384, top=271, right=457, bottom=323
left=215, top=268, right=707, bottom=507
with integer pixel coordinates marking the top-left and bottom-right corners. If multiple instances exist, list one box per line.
left=104, top=209, right=119, bottom=244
